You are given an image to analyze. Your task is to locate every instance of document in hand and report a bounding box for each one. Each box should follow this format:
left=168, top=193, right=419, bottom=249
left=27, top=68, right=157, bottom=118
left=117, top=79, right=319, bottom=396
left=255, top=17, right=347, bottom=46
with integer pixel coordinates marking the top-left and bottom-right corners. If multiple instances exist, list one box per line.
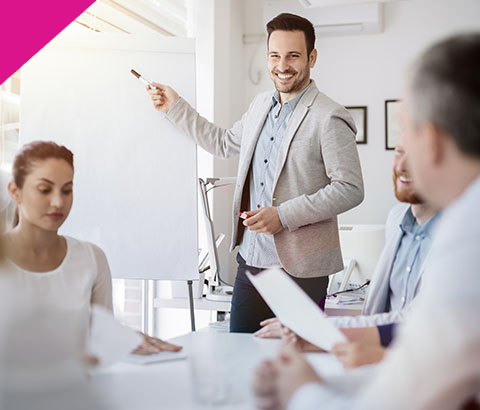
left=247, top=268, right=347, bottom=351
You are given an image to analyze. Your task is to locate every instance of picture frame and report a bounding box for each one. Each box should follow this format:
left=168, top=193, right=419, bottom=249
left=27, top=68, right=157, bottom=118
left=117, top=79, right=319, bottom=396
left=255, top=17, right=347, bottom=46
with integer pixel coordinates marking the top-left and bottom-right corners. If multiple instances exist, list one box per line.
left=346, top=106, right=367, bottom=144
left=385, top=99, right=402, bottom=150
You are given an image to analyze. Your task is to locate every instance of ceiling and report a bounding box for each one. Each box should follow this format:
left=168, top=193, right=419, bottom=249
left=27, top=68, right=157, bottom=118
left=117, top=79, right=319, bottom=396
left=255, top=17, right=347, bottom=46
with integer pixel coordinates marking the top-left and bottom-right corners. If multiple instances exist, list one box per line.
left=74, top=0, right=189, bottom=36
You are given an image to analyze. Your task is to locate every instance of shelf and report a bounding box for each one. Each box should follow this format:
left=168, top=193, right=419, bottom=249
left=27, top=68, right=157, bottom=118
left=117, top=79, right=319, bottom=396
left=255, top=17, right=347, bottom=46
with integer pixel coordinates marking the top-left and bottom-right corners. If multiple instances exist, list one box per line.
left=154, top=296, right=231, bottom=312
left=324, top=298, right=363, bottom=317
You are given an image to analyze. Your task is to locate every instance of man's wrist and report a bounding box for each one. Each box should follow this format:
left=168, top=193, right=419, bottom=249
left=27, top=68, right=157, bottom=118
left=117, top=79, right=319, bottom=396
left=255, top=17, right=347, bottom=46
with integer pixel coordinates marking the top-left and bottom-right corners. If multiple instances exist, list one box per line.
left=165, top=95, right=182, bottom=115
left=277, top=206, right=288, bottom=229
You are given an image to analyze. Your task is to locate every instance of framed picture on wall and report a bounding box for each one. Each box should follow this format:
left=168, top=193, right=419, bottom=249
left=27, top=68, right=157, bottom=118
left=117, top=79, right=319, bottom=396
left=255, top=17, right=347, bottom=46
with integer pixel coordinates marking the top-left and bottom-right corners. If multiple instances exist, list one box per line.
left=346, top=106, right=367, bottom=144
left=385, top=99, right=402, bottom=150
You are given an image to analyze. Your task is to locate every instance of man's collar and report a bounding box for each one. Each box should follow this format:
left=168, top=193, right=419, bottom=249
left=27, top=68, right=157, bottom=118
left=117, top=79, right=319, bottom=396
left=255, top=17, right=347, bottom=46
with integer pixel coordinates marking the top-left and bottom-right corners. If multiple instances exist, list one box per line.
left=272, top=81, right=313, bottom=108
left=400, top=206, right=441, bottom=236
left=400, top=206, right=417, bottom=234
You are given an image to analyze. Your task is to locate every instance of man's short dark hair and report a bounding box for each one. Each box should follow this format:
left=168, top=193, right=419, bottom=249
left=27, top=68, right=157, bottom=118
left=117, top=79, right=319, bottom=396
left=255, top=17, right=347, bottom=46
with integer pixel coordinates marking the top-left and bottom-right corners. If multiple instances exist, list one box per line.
left=409, top=33, right=480, bottom=158
left=266, top=13, right=316, bottom=56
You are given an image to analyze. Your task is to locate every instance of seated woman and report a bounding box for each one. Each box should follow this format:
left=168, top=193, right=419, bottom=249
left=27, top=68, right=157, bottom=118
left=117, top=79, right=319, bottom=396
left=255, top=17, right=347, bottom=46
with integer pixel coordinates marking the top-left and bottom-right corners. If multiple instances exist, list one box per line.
left=2, top=140, right=181, bottom=357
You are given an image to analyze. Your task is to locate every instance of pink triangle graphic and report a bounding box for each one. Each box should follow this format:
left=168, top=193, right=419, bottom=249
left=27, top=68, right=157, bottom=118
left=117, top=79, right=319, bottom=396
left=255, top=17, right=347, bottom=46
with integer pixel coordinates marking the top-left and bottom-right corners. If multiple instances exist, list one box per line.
left=0, top=0, right=96, bottom=85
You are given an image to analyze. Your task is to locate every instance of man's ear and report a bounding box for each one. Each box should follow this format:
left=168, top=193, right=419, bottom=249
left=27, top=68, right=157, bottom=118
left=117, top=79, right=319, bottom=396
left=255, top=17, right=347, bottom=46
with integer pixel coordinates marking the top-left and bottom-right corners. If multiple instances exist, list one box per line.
left=423, top=122, right=447, bottom=167
left=7, top=181, right=21, bottom=204
left=309, top=48, right=317, bottom=68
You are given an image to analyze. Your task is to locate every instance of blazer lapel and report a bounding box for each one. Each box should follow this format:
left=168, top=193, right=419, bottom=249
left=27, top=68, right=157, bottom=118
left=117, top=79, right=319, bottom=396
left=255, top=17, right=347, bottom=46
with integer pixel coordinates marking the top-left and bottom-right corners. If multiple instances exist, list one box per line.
left=364, top=208, right=407, bottom=314
left=272, top=83, right=318, bottom=189
left=237, top=96, right=272, bottom=184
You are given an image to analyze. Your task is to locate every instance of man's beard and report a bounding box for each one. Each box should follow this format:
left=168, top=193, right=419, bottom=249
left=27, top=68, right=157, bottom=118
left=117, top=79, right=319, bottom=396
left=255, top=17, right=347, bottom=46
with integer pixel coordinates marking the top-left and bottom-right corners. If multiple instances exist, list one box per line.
left=272, top=65, right=310, bottom=95
left=393, top=172, right=423, bottom=204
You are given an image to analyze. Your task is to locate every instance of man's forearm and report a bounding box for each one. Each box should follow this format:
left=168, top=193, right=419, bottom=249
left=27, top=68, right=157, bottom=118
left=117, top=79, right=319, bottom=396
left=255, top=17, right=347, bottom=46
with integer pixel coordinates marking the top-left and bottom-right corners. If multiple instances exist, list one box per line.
left=280, top=180, right=364, bottom=231
left=166, top=97, right=242, bottom=159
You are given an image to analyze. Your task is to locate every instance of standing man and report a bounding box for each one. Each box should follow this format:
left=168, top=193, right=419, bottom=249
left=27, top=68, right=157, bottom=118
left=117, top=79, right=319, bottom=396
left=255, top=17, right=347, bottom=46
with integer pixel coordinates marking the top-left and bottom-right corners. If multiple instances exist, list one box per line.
left=148, top=13, right=364, bottom=333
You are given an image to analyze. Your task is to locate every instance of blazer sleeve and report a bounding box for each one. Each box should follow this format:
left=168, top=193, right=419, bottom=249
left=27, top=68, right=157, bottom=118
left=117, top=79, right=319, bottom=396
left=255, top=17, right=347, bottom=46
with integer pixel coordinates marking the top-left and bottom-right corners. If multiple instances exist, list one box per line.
left=165, top=97, right=244, bottom=159
left=279, top=106, right=364, bottom=231
left=327, top=308, right=408, bottom=328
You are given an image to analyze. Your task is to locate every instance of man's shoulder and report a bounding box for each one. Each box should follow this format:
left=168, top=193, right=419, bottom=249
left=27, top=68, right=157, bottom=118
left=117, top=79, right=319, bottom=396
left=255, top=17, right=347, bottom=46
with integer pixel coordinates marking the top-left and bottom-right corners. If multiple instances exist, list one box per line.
left=311, top=91, right=342, bottom=110
left=251, top=89, right=275, bottom=105
left=434, top=177, right=480, bottom=249
left=307, top=84, right=345, bottom=112
left=386, top=203, right=410, bottom=226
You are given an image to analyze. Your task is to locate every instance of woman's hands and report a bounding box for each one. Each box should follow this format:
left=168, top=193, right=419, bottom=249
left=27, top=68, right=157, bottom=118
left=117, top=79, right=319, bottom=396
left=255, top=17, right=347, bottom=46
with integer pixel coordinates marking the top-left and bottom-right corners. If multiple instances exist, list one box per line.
left=132, top=332, right=182, bottom=355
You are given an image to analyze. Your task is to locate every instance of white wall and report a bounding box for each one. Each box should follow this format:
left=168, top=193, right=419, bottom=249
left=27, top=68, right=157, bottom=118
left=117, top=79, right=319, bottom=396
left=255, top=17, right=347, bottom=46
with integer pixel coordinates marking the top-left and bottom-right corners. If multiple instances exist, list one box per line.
left=195, top=0, right=244, bottom=284
left=210, top=0, right=244, bottom=285
left=241, top=0, right=480, bottom=224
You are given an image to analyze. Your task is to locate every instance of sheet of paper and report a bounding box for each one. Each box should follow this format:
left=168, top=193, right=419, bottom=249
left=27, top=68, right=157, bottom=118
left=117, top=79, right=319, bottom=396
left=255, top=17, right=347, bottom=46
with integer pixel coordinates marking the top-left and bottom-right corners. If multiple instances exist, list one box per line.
left=123, top=350, right=187, bottom=365
left=247, top=268, right=347, bottom=351
left=88, top=305, right=143, bottom=368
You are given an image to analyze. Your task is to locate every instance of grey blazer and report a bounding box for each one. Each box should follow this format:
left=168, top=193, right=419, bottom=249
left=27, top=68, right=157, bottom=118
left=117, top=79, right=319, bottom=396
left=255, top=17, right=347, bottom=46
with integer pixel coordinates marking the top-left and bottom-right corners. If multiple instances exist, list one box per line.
left=330, top=203, right=424, bottom=328
left=363, top=203, right=412, bottom=315
left=166, top=81, right=364, bottom=278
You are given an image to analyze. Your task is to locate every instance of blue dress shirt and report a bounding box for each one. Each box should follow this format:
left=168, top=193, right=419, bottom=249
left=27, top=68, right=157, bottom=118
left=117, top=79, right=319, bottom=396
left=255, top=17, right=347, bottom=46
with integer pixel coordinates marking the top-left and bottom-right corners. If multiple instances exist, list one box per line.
left=238, top=83, right=311, bottom=268
left=387, top=208, right=440, bottom=312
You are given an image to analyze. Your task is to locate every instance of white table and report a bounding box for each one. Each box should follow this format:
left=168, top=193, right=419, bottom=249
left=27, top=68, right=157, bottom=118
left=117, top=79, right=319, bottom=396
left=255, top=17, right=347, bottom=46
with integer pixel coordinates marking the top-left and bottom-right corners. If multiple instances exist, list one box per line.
left=91, top=332, right=346, bottom=410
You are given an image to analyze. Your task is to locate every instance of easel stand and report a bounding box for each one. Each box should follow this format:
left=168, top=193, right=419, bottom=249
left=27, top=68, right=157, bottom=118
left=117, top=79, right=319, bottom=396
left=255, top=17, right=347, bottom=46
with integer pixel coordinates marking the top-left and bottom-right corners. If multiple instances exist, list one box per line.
left=187, top=280, right=196, bottom=331
left=178, top=177, right=235, bottom=328
left=198, top=177, right=235, bottom=302
left=143, top=278, right=196, bottom=335
left=146, top=178, right=235, bottom=334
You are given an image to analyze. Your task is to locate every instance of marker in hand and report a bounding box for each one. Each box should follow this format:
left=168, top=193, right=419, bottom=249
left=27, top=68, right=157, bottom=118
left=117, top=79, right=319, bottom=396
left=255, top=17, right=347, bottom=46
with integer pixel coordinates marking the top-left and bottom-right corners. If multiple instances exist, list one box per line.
left=239, top=212, right=251, bottom=220
left=130, top=69, right=157, bottom=89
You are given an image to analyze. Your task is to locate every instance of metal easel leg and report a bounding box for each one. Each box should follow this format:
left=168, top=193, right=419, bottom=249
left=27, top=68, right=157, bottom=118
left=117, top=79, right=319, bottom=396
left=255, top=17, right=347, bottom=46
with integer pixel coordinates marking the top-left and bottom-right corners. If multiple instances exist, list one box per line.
left=142, top=279, right=149, bottom=335
left=187, top=280, right=196, bottom=332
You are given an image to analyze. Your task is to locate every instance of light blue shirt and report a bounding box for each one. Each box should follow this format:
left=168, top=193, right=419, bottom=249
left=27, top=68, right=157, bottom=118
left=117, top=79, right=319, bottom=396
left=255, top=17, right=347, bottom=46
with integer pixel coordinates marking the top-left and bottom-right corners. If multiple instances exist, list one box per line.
left=387, top=208, right=440, bottom=312
left=238, top=83, right=311, bottom=268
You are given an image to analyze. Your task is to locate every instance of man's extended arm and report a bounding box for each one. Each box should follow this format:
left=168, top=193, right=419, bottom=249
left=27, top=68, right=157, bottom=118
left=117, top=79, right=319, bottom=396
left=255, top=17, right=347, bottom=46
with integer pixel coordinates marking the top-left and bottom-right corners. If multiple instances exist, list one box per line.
left=148, top=83, right=243, bottom=159
left=165, top=97, right=243, bottom=159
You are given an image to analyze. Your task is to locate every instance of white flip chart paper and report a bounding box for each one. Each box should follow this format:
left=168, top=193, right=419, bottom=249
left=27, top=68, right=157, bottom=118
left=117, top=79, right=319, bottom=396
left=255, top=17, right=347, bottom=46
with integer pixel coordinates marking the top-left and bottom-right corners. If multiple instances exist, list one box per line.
left=20, top=32, right=198, bottom=281
left=247, top=268, right=347, bottom=351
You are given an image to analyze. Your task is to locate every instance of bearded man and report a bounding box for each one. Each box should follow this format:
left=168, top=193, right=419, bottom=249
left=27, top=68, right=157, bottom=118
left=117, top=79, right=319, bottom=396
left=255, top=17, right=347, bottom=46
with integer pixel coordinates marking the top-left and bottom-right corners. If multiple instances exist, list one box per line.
left=255, top=133, right=440, bottom=369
